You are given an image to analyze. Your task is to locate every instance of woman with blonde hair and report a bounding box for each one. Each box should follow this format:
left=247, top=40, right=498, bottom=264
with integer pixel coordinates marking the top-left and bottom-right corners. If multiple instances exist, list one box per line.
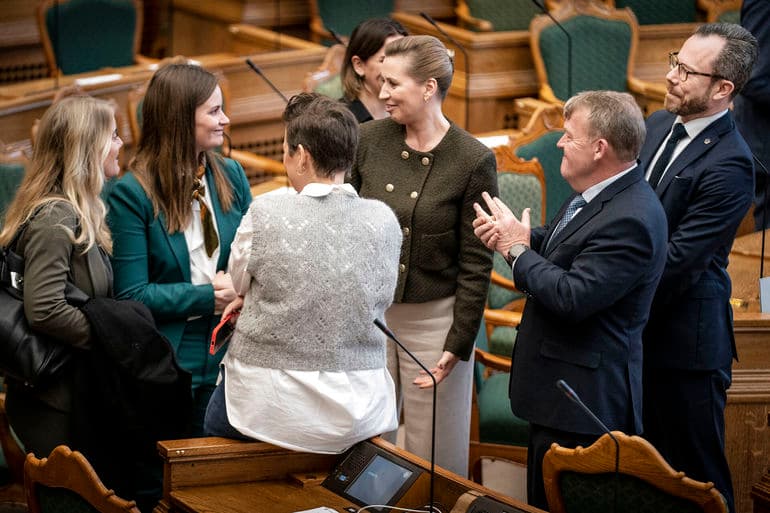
left=0, top=95, right=122, bottom=457
left=107, top=63, right=251, bottom=435
left=351, top=35, right=498, bottom=476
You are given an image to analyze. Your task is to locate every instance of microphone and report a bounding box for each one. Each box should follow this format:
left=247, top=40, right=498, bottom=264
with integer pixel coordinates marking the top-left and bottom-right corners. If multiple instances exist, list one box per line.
left=753, top=154, right=770, bottom=311
left=419, top=12, right=471, bottom=131
left=245, top=58, right=289, bottom=103
left=556, top=379, right=619, bottom=513
left=374, top=318, right=437, bottom=513
left=530, top=0, right=572, bottom=99
left=328, top=28, right=346, bottom=47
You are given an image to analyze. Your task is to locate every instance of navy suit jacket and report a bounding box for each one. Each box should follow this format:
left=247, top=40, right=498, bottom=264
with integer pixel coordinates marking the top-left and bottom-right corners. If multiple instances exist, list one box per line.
left=509, top=166, right=667, bottom=435
left=640, top=110, right=754, bottom=371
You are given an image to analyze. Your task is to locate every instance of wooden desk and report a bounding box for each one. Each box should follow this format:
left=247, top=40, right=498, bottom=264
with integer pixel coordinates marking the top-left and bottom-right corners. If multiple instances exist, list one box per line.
left=725, top=229, right=770, bottom=513
left=0, top=30, right=327, bottom=161
left=154, top=437, right=543, bottom=513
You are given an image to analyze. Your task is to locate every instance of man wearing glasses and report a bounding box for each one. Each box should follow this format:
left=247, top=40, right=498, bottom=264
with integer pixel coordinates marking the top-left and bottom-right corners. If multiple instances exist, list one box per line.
left=640, top=23, right=758, bottom=513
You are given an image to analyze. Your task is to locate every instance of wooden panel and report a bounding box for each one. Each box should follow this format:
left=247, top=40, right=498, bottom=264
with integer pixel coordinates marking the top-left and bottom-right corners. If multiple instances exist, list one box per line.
left=0, top=0, right=48, bottom=83
left=753, top=469, right=770, bottom=513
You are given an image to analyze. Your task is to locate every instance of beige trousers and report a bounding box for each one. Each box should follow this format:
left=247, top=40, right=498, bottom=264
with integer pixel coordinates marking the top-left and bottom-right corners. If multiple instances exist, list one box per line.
left=384, top=296, right=473, bottom=477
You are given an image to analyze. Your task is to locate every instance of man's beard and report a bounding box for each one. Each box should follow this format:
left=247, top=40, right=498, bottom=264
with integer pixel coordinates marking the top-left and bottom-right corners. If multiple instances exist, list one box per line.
left=664, top=88, right=710, bottom=118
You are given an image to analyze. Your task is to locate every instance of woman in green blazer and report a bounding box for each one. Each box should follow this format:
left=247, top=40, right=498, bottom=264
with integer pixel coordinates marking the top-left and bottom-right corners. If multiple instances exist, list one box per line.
left=107, top=64, right=251, bottom=435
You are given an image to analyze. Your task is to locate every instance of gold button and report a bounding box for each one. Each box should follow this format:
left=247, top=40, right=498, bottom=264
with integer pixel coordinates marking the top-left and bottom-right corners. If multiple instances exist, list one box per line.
left=421, top=157, right=430, bottom=166
left=403, top=227, right=410, bottom=236
left=401, top=151, right=409, bottom=160
left=410, top=191, right=418, bottom=199
left=399, top=264, right=406, bottom=273
left=386, top=183, right=394, bottom=192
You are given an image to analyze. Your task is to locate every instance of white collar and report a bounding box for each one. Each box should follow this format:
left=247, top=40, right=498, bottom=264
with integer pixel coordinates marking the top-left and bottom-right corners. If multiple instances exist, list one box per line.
left=676, top=109, right=728, bottom=140
left=299, top=182, right=358, bottom=197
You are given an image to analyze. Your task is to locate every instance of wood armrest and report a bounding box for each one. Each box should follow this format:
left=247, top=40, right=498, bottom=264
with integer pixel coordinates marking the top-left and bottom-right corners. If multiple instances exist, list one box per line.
left=230, top=149, right=286, bottom=177
left=484, top=308, right=523, bottom=328
left=455, top=4, right=494, bottom=31
left=490, top=269, right=516, bottom=290
left=134, top=54, right=158, bottom=65
left=628, top=77, right=667, bottom=101
left=475, top=347, right=512, bottom=372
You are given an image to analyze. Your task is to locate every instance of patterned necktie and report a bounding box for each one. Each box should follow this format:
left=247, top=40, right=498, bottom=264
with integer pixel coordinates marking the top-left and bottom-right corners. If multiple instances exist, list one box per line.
left=648, top=123, right=688, bottom=190
left=547, top=194, right=586, bottom=249
left=193, top=165, right=219, bottom=257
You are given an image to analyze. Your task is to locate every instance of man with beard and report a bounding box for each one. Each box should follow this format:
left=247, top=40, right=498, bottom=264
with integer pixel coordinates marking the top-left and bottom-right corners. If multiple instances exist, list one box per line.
left=639, top=23, right=757, bottom=513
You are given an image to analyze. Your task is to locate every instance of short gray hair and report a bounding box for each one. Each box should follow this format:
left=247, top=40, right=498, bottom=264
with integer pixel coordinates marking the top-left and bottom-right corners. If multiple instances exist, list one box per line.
left=563, top=91, right=646, bottom=163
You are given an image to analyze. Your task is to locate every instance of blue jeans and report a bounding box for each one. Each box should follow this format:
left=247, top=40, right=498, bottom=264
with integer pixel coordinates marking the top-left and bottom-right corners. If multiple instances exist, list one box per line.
left=203, top=368, right=253, bottom=441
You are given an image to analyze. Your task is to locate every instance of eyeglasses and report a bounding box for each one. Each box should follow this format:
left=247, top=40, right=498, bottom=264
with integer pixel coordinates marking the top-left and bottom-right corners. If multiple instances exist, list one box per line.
left=668, top=52, right=725, bottom=82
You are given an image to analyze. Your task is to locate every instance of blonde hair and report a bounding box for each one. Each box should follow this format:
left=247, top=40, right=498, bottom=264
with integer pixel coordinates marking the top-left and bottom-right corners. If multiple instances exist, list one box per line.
left=384, top=35, right=453, bottom=99
left=0, top=96, right=115, bottom=254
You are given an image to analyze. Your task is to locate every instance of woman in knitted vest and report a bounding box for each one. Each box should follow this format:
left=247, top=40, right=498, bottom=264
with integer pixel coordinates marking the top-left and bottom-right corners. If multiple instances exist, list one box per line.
left=204, top=93, right=402, bottom=453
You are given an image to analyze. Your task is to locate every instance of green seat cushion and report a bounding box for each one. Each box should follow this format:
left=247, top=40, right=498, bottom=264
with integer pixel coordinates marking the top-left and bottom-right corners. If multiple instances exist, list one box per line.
left=316, top=0, right=393, bottom=36
left=313, top=74, right=343, bottom=100
left=38, top=485, right=100, bottom=513
left=560, top=471, right=705, bottom=513
left=514, top=131, right=569, bottom=224
left=489, top=326, right=517, bottom=357
left=614, top=0, right=696, bottom=25
left=466, top=0, right=540, bottom=31
left=477, top=373, right=529, bottom=445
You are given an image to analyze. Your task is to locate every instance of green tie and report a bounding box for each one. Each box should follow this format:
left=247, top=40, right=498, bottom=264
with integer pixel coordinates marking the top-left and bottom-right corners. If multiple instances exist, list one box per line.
left=193, top=165, right=219, bottom=257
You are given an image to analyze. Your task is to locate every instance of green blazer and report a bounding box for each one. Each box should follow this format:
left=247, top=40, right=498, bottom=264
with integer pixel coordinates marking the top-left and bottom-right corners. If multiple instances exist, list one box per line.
left=106, top=157, right=252, bottom=350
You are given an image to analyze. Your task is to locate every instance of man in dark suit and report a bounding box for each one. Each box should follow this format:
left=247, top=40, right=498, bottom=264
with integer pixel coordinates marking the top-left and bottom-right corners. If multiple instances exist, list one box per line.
left=473, top=90, right=668, bottom=510
left=733, top=0, right=770, bottom=229
left=640, top=23, right=758, bottom=513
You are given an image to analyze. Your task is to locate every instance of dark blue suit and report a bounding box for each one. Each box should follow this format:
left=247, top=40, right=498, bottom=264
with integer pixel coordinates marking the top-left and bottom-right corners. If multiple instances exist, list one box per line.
left=509, top=166, right=667, bottom=509
left=640, top=110, right=754, bottom=513
left=734, top=0, right=770, bottom=229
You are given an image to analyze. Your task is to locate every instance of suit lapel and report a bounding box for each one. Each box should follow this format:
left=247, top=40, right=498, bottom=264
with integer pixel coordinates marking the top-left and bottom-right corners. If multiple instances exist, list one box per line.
left=158, top=211, right=192, bottom=282
left=545, top=167, right=643, bottom=256
left=651, top=112, right=733, bottom=196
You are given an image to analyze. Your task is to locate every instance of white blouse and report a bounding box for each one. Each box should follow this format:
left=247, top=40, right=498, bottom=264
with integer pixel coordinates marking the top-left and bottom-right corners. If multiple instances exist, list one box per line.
left=223, top=182, right=398, bottom=454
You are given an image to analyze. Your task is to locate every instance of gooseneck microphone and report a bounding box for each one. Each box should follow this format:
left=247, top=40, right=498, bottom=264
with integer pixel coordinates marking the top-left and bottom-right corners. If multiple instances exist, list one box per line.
left=531, top=0, right=572, bottom=99
left=328, top=28, right=346, bottom=47
left=420, top=12, right=471, bottom=131
left=556, top=379, right=619, bottom=513
left=245, top=58, right=289, bottom=103
left=374, top=318, right=437, bottom=513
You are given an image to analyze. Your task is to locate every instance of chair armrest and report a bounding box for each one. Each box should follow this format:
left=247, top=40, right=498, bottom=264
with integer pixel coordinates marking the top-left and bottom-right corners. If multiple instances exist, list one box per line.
left=475, top=347, right=512, bottom=372
left=484, top=307, right=522, bottom=328
left=134, top=54, right=159, bottom=66
left=230, top=149, right=286, bottom=177
left=627, top=77, right=667, bottom=101
left=455, top=3, right=494, bottom=32
left=490, top=269, right=516, bottom=290
left=539, top=85, right=565, bottom=107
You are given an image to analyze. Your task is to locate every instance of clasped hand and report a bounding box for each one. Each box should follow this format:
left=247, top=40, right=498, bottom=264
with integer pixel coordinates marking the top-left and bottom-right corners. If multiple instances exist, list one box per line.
left=472, top=191, right=531, bottom=256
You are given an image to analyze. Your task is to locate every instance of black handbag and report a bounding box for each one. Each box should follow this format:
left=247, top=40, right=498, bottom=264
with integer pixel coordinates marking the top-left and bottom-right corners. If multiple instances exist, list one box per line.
left=0, top=217, right=86, bottom=387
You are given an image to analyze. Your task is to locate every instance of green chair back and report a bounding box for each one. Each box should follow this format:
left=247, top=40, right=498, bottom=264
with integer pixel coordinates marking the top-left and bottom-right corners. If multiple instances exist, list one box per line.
left=43, top=0, right=137, bottom=75
left=473, top=324, right=529, bottom=446
left=466, top=0, right=541, bottom=31
left=717, top=9, right=740, bottom=23
left=0, top=162, right=25, bottom=229
left=614, top=0, right=696, bottom=25
left=38, top=486, right=101, bottom=513
left=560, top=471, right=704, bottom=513
left=313, top=74, right=344, bottom=100
left=316, top=0, right=394, bottom=37
left=539, top=15, right=632, bottom=102
left=515, top=130, right=570, bottom=224
left=487, top=172, right=543, bottom=312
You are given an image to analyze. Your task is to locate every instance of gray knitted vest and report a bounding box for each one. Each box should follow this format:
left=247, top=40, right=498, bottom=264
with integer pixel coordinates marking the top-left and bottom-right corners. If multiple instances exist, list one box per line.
left=228, top=191, right=402, bottom=371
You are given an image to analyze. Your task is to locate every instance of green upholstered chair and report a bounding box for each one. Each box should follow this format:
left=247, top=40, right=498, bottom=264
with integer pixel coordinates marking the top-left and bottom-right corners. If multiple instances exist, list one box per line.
left=0, top=160, right=25, bottom=229
left=529, top=1, right=665, bottom=106
left=309, top=0, right=394, bottom=43
left=468, top=323, right=529, bottom=483
left=614, top=0, right=696, bottom=25
left=456, top=0, right=541, bottom=32
left=513, top=129, right=569, bottom=225
left=698, top=0, right=742, bottom=22
left=25, top=446, right=140, bottom=513
left=36, top=0, right=152, bottom=77
left=483, top=146, right=545, bottom=359
left=543, top=432, right=728, bottom=513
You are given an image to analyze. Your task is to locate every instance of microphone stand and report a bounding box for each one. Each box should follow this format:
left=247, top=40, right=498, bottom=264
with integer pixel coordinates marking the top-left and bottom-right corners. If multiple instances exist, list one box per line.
left=245, top=58, right=289, bottom=103
left=556, top=379, right=618, bottom=513
left=374, top=319, right=437, bottom=513
left=530, top=0, right=572, bottom=98
left=328, top=28, right=346, bottom=47
left=419, top=12, right=471, bottom=131
left=754, top=154, right=769, bottom=279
